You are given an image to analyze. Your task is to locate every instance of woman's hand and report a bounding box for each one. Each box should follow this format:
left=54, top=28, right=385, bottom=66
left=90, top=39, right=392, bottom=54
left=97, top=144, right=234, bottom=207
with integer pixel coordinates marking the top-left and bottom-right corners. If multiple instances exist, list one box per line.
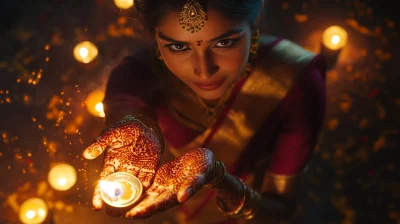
left=125, top=148, right=215, bottom=219
left=82, top=115, right=163, bottom=210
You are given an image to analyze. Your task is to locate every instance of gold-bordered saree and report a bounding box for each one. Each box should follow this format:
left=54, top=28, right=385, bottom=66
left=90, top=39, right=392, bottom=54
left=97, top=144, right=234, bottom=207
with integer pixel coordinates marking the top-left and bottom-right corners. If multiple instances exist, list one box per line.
left=156, top=36, right=321, bottom=224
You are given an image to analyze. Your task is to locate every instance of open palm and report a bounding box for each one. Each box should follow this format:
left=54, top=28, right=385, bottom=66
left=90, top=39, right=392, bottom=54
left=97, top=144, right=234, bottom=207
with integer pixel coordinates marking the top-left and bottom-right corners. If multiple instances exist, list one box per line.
left=82, top=115, right=163, bottom=210
left=125, top=148, right=215, bottom=219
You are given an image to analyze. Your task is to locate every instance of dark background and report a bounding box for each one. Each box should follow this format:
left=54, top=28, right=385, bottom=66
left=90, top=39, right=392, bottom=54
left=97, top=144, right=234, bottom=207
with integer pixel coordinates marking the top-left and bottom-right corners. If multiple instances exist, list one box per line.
left=0, top=0, right=399, bottom=223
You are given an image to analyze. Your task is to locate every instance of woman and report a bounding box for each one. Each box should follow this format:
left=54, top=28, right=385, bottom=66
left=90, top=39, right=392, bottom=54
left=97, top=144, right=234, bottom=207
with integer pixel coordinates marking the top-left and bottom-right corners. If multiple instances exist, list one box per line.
left=82, top=0, right=326, bottom=223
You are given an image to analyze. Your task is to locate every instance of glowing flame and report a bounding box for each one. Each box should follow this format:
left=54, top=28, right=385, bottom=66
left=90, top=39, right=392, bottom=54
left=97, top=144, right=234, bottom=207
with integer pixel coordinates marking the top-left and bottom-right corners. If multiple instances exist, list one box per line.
left=86, top=90, right=105, bottom=118
left=48, top=163, right=77, bottom=191
left=26, top=210, right=36, bottom=219
left=322, top=26, right=348, bottom=51
left=58, top=177, right=67, bottom=186
left=99, top=180, right=124, bottom=200
left=19, top=198, right=48, bottom=224
left=331, top=35, right=340, bottom=45
left=114, top=0, right=134, bottom=9
left=38, top=209, right=46, bottom=217
left=73, top=41, right=98, bottom=63
left=95, top=102, right=105, bottom=117
left=79, top=47, right=89, bottom=58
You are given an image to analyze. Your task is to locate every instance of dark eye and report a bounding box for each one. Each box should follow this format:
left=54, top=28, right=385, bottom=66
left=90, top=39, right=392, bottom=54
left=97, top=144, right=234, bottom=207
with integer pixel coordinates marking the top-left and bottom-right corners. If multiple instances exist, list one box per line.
left=169, top=44, right=190, bottom=51
left=215, top=39, right=235, bottom=48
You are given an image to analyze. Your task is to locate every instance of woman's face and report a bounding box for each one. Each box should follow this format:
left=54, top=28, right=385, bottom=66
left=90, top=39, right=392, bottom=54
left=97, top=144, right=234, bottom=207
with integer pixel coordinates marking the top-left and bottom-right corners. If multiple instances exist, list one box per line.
left=155, top=8, right=252, bottom=101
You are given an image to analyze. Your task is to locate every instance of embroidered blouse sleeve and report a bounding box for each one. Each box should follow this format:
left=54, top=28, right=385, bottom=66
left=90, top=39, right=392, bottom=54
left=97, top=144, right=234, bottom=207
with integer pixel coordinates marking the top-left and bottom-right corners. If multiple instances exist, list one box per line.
left=102, top=55, right=161, bottom=126
left=266, top=66, right=326, bottom=175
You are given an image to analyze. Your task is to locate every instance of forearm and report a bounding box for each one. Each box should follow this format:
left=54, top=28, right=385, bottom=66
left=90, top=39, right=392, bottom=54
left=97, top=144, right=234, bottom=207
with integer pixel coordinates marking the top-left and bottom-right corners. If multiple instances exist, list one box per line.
left=213, top=173, right=295, bottom=223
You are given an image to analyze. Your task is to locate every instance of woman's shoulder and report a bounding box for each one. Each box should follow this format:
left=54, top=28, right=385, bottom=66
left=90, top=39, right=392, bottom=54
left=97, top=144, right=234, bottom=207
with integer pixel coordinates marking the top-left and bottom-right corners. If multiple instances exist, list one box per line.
left=257, top=35, right=325, bottom=76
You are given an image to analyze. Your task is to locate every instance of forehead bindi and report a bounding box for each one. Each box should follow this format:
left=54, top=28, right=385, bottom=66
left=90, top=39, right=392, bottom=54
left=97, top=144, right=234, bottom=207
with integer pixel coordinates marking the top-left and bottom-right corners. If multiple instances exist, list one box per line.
left=156, top=8, right=247, bottom=43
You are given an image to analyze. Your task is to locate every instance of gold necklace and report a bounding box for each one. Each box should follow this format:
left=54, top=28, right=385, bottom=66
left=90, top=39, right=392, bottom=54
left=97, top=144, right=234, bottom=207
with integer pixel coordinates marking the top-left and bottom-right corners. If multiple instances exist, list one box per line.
left=196, top=30, right=260, bottom=126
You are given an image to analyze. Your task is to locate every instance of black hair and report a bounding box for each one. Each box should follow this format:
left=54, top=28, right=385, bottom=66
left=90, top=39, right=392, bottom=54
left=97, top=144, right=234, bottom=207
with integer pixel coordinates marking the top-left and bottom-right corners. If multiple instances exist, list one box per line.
left=133, top=0, right=264, bottom=35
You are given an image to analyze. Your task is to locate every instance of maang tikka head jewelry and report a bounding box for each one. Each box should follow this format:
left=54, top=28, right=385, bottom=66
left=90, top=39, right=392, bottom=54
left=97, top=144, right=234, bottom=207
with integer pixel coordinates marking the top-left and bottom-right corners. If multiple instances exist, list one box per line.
left=179, top=0, right=207, bottom=33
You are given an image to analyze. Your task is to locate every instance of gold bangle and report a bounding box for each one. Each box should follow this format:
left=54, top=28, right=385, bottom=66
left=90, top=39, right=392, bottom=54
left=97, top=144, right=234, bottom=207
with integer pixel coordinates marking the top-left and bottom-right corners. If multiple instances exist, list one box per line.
left=204, top=160, right=226, bottom=188
left=242, top=187, right=262, bottom=220
left=216, top=176, right=247, bottom=217
left=216, top=176, right=262, bottom=220
left=121, top=114, right=164, bottom=153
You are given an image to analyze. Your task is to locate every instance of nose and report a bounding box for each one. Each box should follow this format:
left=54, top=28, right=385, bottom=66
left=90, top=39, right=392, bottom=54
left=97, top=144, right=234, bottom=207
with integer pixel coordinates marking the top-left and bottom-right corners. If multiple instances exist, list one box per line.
left=193, top=51, right=219, bottom=80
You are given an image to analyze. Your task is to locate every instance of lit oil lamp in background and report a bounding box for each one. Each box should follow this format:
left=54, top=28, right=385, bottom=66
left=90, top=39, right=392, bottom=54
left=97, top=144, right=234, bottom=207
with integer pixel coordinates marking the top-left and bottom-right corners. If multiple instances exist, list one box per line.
left=321, top=25, right=348, bottom=69
left=322, top=25, right=348, bottom=51
left=73, top=41, right=98, bottom=64
left=114, top=0, right=134, bottom=9
left=48, top=163, right=77, bottom=191
left=99, top=172, right=143, bottom=208
left=86, top=90, right=105, bottom=118
left=19, top=198, right=48, bottom=224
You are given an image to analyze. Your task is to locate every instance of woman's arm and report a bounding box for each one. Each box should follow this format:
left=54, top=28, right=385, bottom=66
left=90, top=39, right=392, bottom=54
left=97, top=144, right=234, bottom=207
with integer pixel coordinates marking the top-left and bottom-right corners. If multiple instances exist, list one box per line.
left=212, top=66, right=326, bottom=223
left=102, top=53, right=162, bottom=127
left=82, top=53, right=166, bottom=213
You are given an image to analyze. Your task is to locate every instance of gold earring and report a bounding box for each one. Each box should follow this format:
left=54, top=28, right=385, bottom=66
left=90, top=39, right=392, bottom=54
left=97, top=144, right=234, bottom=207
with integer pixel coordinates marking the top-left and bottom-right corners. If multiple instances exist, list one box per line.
left=155, top=47, right=163, bottom=61
left=244, top=29, right=260, bottom=75
left=250, top=29, right=260, bottom=57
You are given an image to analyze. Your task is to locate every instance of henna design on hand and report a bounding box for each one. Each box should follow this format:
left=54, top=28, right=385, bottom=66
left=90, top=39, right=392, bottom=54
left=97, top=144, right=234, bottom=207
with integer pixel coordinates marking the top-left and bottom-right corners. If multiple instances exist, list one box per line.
left=125, top=148, right=215, bottom=219
left=82, top=116, right=163, bottom=210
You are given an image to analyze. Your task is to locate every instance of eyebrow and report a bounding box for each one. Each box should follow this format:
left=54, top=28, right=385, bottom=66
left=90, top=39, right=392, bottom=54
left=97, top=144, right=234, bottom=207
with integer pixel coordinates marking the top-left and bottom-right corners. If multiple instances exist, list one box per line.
left=158, top=28, right=244, bottom=44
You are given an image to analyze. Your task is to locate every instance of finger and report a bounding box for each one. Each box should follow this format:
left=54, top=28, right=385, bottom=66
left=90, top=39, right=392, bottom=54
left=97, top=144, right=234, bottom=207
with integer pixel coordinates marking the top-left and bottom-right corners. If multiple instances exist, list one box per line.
left=93, top=163, right=116, bottom=210
left=125, top=190, right=177, bottom=219
left=82, top=140, right=107, bottom=160
left=83, top=126, right=129, bottom=160
left=177, top=174, right=206, bottom=203
left=137, top=168, right=156, bottom=190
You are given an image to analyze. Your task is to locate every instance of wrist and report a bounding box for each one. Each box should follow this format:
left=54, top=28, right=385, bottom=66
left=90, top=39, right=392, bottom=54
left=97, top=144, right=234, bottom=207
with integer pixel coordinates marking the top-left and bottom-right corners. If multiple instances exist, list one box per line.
left=204, top=160, right=226, bottom=188
left=215, top=176, right=262, bottom=220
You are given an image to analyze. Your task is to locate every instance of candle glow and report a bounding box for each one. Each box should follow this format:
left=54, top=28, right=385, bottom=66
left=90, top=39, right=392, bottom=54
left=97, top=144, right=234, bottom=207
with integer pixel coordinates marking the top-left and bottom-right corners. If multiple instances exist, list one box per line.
left=99, top=172, right=143, bottom=208
left=114, top=0, right=134, bottom=9
left=19, top=198, right=48, bottom=224
left=48, top=163, right=77, bottom=191
left=322, top=26, right=348, bottom=50
left=73, top=41, right=98, bottom=63
left=99, top=180, right=127, bottom=200
left=86, top=90, right=105, bottom=118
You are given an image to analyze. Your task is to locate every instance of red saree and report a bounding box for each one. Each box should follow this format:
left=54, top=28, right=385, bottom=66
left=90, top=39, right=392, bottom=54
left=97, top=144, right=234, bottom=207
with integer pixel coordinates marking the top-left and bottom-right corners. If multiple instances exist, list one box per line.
left=103, top=36, right=326, bottom=223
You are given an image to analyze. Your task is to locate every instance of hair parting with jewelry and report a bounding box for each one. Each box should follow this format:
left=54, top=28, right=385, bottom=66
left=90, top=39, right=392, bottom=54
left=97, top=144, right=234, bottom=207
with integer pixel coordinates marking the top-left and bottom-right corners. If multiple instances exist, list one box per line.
left=133, top=0, right=264, bottom=36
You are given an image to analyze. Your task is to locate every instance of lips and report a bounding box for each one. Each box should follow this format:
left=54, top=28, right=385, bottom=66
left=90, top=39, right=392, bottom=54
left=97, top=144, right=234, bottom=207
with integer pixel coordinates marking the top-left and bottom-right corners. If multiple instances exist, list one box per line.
left=194, top=79, right=225, bottom=91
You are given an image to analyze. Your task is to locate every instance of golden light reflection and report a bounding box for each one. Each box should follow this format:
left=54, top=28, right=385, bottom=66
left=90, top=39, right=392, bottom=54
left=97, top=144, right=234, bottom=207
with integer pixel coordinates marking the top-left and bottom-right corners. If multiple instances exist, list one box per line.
left=99, top=172, right=143, bottom=208
left=18, top=198, right=48, bottom=224
left=114, top=0, right=134, bottom=9
left=48, top=163, right=77, bottom=191
left=86, top=90, right=105, bottom=118
left=73, top=41, right=98, bottom=63
left=322, top=26, right=348, bottom=50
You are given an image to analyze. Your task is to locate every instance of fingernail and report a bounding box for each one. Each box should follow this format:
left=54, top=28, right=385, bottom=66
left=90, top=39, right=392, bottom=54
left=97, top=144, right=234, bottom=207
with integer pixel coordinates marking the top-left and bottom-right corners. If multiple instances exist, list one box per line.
left=82, top=151, right=93, bottom=159
left=186, top=187, right=193, bottom=196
